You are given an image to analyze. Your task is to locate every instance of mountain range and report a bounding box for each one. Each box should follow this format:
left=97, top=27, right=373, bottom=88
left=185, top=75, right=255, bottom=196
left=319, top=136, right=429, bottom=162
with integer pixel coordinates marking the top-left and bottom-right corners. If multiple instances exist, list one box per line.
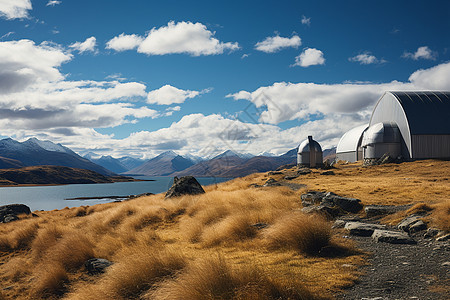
left=0, top=137, right=336, bottom=178
left=0, top=138, right=114, bottom=176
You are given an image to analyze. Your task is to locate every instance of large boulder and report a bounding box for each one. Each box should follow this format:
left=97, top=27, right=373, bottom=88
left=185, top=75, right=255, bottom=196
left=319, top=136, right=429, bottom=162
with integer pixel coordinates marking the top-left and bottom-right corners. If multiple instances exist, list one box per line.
left=165, top=176, right=205, bottom=199
left=398, top=215, right=427, bottom=233
left=0, top=204, right=31, bottom=223
left=300, top=191, right=363, bottom=215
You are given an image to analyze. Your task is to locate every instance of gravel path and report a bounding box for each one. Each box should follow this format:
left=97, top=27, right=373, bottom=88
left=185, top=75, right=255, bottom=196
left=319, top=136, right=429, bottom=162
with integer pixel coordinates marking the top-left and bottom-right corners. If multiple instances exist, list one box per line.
left=337, top=225, right=449, bottom=300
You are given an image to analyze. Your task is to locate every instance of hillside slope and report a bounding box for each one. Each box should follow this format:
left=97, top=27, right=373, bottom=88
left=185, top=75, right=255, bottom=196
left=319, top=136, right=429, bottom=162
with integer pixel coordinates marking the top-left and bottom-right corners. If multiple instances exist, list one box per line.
left=0, top=166, right=120, bottom=186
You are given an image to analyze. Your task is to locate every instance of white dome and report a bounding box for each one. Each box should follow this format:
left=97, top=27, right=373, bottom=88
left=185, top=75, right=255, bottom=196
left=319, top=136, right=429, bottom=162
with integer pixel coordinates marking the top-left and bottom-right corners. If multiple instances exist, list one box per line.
left=336, top=124, right=368, bottom=154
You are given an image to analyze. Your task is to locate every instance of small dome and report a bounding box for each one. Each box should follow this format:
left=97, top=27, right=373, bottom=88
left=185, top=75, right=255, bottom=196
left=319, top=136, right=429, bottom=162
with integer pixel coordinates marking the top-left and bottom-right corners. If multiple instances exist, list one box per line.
left=362, top=122, right=401, bottom=147
left=298, top=136, right=322, bottom=154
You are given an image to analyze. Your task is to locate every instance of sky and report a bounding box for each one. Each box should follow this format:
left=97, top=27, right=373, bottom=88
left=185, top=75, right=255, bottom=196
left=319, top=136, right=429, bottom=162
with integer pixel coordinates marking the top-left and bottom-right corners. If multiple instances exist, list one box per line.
left=0, top=0, right=449, bottom=159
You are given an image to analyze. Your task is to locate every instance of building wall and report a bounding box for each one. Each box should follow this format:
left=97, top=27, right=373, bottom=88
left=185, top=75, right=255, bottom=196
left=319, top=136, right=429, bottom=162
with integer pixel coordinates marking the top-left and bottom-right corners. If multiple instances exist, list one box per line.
left=412, top=135, right=450, bottom=159
left=336, top=151, right=357, bottom=162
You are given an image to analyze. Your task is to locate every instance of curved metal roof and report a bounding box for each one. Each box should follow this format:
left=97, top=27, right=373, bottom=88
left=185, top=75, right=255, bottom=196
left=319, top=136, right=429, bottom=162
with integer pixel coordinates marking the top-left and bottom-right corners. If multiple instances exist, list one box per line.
left=336, top=124, right=368, bottom=153
left=298, top=136, right=322, bottom=153
left=389, top=91, right=450, bottom=135
left=361, top=122, right=401, bottom=147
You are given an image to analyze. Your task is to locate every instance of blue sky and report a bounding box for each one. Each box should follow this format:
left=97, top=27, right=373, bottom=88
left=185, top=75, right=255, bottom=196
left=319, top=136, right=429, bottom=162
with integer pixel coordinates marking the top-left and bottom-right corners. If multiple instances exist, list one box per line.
left=0, top=0, right=449, bottom=158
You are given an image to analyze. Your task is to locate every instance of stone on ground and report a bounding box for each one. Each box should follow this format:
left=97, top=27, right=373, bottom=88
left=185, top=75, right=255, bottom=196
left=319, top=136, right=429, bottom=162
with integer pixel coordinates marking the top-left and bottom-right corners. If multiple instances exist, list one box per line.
left=372, top=229, right=416, bottom=244
left=398, top=215, right=427, bottom=233
left=344, top=222, right=386, bottom=236
left=364, top=205, right=397, bottom=218
left=85, top=258, right=113, bottom=275
left=0, top=204, right=31, bottom=223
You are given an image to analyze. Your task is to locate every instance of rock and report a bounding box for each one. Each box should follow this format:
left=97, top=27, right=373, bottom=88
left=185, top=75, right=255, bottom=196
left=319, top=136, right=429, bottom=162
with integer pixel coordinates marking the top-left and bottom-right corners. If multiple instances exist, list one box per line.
left=323, top=192, right=363, bottom=213
left=320, top=170, right=335, bottom=175
left=436, top=233, right=450, bottom=242
left=364, top=205, right=397, bottom=218
left=263, top=178, right=282, bottom=187
left=297, top=168, right=312, bottom=175
left=85, top=258, right=113, bottom=275
left=3, top=214, right=19, bottom=223
left=268, top=171, right=283, bottom=175
left=424, top=228, right=440, bottom=238
left=0, top=204, right=31, bottom=223
left=165, top=176, right=206, bottom=199
left=332, top=220, right=346, bottom=228
left=284, top=175, right=298, bottom=180
left=249, top=183, right=262, bottom=188
left=398, top=215, right=423, bottom=232
left=409, top=220, right=427, bottom=233
left=344, top=222, right=386, bottom=236
left=300, top=191, right=326, bottom=207
left=301, top=205, right=342, bottom=219
left=372, top=229, right=416, bottom=244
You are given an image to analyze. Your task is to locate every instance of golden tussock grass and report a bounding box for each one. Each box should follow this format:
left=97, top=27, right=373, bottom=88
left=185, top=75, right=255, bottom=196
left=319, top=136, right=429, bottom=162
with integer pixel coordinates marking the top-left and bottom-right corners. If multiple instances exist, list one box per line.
left=66, top=246, right=186, bottom=300
left=262, top=212, right=332, bottom=256
left=144, top=256, right=320, bottom=300
left=30, top=263, right=69, bottom=299
left=431, top=200, right=450, bottom=231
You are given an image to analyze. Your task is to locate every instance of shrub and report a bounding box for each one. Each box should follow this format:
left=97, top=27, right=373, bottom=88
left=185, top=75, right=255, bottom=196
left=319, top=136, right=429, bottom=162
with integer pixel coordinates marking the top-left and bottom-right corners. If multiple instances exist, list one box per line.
left=201, top=214, right=257, bottom=246
left=262, top=212, right=332, bottom=256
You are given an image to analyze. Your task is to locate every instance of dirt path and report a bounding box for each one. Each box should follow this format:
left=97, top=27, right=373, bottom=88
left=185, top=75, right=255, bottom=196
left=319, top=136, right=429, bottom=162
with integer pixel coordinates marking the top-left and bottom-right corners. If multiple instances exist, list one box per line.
left=337, top=225, right=449, bottom=299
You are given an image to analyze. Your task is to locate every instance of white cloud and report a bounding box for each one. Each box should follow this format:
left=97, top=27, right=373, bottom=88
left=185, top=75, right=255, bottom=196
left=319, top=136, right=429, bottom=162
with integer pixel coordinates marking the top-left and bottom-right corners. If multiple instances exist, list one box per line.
left=69, top=36, right=97, bottom=54
left=301, top=15, right=311, bottom=26
left=349, top=52, right=385, bottom=65
left=403, top=46, right=437, bottom=60
left=293, top=48, right=325, bottom=67
left=227, top=62, right=450, bottom=125
left=0, top=39, right=158, bottom=136
left=46, top=1, right=61, bottom=6
left=255, top=35, right=301, bottom=53
left=106, top=33, right=144, bottom=51
left=0, top=0, right=31, bottom=19
left=0, top=39, right=72, bottom=93
left=147, top=85, right=210, bottom=105
left=137, top=21, right=239, bottom=56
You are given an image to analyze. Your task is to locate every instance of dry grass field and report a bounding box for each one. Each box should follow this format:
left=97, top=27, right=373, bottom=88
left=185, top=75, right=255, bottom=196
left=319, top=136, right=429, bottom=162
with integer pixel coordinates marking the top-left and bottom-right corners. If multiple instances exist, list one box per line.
left=0, top=160, right=448, bottom=299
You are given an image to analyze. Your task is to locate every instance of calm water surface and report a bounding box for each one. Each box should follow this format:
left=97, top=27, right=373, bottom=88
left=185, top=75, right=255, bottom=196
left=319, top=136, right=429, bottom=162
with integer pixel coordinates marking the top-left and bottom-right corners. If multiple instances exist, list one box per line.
left=0, top=177, right=231, bottom=211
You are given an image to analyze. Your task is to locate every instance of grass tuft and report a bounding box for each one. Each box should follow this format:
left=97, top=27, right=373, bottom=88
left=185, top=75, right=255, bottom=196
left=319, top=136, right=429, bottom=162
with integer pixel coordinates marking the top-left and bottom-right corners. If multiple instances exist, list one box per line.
left=145, top=256, right=318, bottom=300
left=432, top=200, right=450, bottom=231
left=262, top=212, right=332, bottom=256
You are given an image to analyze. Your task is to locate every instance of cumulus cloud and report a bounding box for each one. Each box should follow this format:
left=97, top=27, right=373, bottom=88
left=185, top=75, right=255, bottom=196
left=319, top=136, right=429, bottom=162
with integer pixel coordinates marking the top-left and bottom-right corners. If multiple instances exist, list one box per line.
left=69, top=36, right=97, bottom=54
left=301, top=15, right=311, bottom=26
left=107, top=21, right=239, bottom=56
left=402, top=46, right=437, bottom=60
left=293, top=48, right=325, bottom=67
left=0, top=39, right=72, bottom=93
left=46, top=1, right=61, bottom=6
left=106, top=33, right=144, bottom=51
left=147, top=85, right=210, bottom=105
left=349, top=52, right=385, bottom=65
left=0, top=0, right=31, bottom=19
left=0, top=39, right=158, bottom=138
left=255, top=35, right=301, bottom=53
left=227, top=62, right=450, bottom=125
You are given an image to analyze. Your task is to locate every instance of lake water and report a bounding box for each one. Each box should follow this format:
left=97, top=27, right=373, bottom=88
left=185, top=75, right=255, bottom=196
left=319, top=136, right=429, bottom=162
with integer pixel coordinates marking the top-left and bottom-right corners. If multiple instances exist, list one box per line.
left=0, top=176, right=231, bottom=211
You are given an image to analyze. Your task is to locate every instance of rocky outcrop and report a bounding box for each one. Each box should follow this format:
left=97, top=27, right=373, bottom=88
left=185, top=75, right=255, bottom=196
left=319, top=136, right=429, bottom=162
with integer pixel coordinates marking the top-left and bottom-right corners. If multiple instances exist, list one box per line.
left=364, top=205, right=398, bottom=218
left=0, top=204, right=31, bottom=223
left=301, top=191, right=363, bottom=218
left=165, top=176, right=205, bottom=199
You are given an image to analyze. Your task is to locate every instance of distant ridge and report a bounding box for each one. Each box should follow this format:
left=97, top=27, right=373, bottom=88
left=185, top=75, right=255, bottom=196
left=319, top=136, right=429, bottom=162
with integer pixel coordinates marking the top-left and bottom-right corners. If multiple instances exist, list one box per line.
left=124, top=151, right=195, bottom=176
left=0, top=138, right=115, bottom=176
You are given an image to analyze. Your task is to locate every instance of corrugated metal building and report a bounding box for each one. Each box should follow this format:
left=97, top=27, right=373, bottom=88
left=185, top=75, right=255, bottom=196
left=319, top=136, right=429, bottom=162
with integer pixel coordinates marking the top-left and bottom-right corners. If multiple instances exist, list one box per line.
left=336, top=91, right=450, bottom=162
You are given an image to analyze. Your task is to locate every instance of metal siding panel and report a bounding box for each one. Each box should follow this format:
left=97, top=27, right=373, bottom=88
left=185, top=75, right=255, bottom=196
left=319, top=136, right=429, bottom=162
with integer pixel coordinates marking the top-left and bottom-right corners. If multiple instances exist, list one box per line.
left=411, top=135, right=450, bottom=159
left=336, top=151, right=357, bottom=162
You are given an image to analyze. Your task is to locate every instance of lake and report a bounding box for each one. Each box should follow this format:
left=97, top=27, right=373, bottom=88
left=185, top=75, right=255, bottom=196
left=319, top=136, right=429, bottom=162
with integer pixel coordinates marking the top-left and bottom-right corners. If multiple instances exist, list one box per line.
left=0, top=176, right=231, bottom=211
